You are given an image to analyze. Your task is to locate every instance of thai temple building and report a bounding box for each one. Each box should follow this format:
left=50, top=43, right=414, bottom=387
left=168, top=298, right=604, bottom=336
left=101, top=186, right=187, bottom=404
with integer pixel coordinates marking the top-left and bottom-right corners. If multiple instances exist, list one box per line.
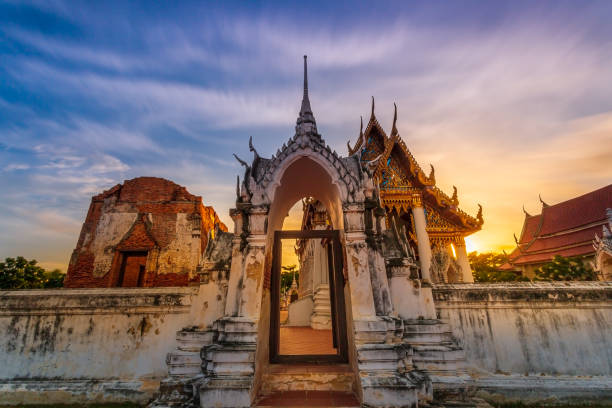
left=503, top=185, right=612, bottom=279
left=1, top=57, right=611, bottom=408
left=347, top=101, right=483, bottom=284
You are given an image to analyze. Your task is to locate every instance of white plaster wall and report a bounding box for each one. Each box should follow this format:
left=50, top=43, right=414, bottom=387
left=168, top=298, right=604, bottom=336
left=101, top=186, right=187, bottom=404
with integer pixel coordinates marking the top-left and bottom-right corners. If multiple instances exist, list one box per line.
left=91, top=212, right=138, bottom=277
left=433, top=282, right=612, bottom=376
left=0, top=287, right=199, bottom=386
left=157, top=212, right=199, bottom=275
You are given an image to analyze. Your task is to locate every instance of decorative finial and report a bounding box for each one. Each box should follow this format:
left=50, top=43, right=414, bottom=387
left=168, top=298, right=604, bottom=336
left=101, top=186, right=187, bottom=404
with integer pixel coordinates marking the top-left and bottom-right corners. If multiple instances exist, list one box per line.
left=428, top=164, right=435, bottom=183
left=303, top=55, right=308, bottom=95
left=236, top=175, right=240, bottom=200
left=249, top=136, right=260, bottom=160
left=297, top=55, right=316, bottom=130
left=522, top=204, right=531, bottom=217
left=477, top=204, right=483, bottom=224
left=371, top=96, right=375, bottom=118
left=539, top=194, right=549, bottom=207
left=392, top=102, right=398, bottom=134
left=451, top=186, right=458, bottom=206
left=233, top=153, right=248, bottom=168
left=360, top=116, right=364, bottom=139
left=514, top=233, right=519, bottom=245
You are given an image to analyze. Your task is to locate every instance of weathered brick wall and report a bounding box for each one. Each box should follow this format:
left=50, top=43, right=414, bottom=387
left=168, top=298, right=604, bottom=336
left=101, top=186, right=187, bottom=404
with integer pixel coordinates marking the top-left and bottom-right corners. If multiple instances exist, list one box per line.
left=64, top=177, right=227, bottom=288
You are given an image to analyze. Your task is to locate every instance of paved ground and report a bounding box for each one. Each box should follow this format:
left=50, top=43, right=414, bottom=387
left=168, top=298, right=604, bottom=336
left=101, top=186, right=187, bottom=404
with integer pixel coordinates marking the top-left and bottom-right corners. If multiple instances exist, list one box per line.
left=257, top=390, right=359, bottom=407
left=279, top=326, right=336, bottom=355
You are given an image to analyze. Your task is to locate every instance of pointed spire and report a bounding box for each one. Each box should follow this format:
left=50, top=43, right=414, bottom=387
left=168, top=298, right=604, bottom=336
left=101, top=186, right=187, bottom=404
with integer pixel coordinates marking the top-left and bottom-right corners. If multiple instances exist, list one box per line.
left=297, top=55, right=316, bottom=129
left=522, top=204, right=531, bottom=217
left=391, top=102, right=398, bottom=135
left=371, top=96, right=376, bottom=119
left=360, top=116, right=364, bottom=139
left=451, top=186, right=458, bottom=206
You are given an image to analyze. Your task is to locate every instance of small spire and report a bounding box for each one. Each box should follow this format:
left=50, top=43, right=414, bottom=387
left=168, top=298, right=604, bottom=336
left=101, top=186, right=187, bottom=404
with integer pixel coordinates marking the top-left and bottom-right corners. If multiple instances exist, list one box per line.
left=522, top=204, right=531, bottom=217
left=392, top=102, right=398, bottom=134
left=371, top=96, right=375, bottom=118
left=360, top=116, right=364, bottom=138
left=451, top=186, right=458, bottom=206
left=477, top=204, right=483, bottom=224
left=297, top=55, right=316, bottom=127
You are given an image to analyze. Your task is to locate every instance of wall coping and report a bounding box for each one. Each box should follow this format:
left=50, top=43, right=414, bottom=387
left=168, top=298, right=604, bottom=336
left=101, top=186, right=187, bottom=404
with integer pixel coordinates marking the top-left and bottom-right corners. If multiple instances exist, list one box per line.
left=0, top=286, right=199, bottom=316
left=432, top=282, right=612, bottom=309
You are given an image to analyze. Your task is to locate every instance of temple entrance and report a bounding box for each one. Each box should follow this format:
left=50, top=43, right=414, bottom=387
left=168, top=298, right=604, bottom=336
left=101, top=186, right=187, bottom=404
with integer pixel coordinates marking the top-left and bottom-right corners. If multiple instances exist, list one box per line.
left=270, top=228, right=348, bottom=363
left=117, top=251, right=147, bottom=287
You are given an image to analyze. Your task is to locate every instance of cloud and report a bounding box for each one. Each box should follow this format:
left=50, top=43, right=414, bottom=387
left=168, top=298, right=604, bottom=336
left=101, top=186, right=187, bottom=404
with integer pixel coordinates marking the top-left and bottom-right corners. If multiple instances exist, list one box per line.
left=1, top=1, right=611, bottom=270
left=3, top=163, right=30, bottom=171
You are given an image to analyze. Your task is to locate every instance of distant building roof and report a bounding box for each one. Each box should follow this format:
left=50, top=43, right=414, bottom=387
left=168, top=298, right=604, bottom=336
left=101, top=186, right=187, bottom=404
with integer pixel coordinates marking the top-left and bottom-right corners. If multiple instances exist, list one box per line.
left=508, top=184, right=612, bottom=266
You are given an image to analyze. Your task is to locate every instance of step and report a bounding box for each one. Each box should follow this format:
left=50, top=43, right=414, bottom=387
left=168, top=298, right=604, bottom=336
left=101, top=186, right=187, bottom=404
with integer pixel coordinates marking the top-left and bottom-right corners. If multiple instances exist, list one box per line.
left=176, top=329, right=214, bottom=351
left=166, top=349, right=202, bottom=377
left=260, top=364, right=355, bottom=395
left=256, top=390, right=359, bottom=407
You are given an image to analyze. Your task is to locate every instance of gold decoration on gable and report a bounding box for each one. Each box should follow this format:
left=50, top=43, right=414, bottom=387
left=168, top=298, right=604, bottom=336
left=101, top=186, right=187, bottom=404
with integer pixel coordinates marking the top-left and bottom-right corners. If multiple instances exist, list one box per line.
left=425, top=205, right=456, bottom=232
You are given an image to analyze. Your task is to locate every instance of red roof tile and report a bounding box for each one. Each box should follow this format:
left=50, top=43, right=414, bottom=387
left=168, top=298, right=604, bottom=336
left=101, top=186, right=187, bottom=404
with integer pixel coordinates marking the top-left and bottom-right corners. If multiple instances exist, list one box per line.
left=519, top=214, right=542, bottom=244
left=509, top=184, right=612, bottom=266
left=512, top=243, right=594, bottom=265
left=539, top=184, right=612, bottom=235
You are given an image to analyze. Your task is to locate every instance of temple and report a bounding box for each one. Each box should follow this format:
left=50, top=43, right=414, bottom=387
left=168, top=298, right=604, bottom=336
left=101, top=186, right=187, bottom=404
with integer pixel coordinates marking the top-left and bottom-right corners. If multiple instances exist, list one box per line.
left=347, top=103, right=483, bottom=283
left=3, top=56, right=611, bottom=408
left=503, top=184, right=612, bottom=279
left=64, top=177, right=227, bottom=288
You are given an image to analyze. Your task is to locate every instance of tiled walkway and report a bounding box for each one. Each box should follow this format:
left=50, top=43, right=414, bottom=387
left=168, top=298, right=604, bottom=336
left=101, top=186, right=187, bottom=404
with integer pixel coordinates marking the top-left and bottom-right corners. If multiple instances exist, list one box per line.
left=257, top=390, right=359, bottom=407
left=279, top=326, right=336, bottom=355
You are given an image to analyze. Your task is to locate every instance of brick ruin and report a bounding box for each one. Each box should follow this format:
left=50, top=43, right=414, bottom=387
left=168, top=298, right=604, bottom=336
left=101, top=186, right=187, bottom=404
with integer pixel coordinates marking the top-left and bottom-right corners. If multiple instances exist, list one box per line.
left=64, top=177, right=227, bottom=288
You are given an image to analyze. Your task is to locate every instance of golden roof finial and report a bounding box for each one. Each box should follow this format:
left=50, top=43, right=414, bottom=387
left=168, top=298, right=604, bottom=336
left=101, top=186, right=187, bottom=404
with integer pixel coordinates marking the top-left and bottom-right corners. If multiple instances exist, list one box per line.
left=477, top=204, right=483, bottom=225
left=428, top=164, right=436, bottom=184
left=451, top=186, right=459, bottom=206
left=539, top=194, right=549, bottom=208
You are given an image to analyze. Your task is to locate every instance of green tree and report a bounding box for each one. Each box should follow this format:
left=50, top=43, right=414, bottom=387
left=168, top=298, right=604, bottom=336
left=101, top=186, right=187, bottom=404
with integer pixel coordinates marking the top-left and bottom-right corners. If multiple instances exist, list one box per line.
left=280, top=264, right=298, bottom=294
left=469, top=251, right=529, bottom=282
left=44, top=268, right=66, bottom=288
left=534, top=255, right=596, bottom=281
left=0, top=257, right=65, bottom=289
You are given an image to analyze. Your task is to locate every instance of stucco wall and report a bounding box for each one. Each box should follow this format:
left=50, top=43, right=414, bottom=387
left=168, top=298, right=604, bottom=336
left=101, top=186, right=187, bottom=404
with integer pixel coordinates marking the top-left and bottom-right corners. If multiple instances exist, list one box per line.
left=433, top=282, right=612, bottom=376
left=0, top=287, right=200, bottom=403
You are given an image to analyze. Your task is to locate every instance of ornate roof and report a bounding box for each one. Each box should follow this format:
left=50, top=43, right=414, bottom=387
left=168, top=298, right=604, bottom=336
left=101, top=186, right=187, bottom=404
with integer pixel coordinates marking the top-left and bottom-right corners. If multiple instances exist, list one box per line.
left=509, top=184, right=612, bottom=265
left=348, top=99, right=483, bottom=235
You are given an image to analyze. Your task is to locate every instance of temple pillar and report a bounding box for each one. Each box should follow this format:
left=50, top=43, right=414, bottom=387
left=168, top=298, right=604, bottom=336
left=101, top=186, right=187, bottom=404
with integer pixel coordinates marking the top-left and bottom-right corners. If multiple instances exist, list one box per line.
left=343, top=203, right=378, bottom=320
left=455, top=238, right=473, bottom=283
left=411, top=194, right=432, bottom=282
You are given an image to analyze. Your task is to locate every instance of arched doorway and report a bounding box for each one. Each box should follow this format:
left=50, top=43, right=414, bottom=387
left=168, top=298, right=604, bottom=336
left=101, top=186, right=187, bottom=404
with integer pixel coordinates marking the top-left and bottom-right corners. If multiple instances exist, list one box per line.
left=264, top=157, right=349, bottom=364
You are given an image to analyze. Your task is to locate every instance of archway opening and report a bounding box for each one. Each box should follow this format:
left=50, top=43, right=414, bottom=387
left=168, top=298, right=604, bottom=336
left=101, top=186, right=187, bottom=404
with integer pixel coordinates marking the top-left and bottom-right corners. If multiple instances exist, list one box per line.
left=264, top=157, right=349, bottom=364
left=274, top=198, right=342, bottom=359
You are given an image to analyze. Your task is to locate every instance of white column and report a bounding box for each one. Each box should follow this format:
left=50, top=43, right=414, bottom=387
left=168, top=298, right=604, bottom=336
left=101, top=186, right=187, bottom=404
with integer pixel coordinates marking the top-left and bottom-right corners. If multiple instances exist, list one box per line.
left=412, top=195, right=432, bottom=282
left=455, top=238, right=474, bottom=283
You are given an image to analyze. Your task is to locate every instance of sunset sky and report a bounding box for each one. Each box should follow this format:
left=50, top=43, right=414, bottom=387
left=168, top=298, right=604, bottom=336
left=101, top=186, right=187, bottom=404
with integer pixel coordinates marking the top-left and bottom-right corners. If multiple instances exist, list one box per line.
left=1, top=1, right=611, bottom=271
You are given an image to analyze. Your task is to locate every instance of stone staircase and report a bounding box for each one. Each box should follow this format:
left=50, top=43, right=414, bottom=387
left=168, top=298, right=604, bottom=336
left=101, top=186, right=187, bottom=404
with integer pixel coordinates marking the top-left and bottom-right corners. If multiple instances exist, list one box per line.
left=256, top=364, right=358, bottom=407
left=310, top=284, right=332, bottom=330
left=167, top=328, right=214, bottom=378
left=148, top=327, right=214, bottom=407
left=403, top=319, right=467, bottom=376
